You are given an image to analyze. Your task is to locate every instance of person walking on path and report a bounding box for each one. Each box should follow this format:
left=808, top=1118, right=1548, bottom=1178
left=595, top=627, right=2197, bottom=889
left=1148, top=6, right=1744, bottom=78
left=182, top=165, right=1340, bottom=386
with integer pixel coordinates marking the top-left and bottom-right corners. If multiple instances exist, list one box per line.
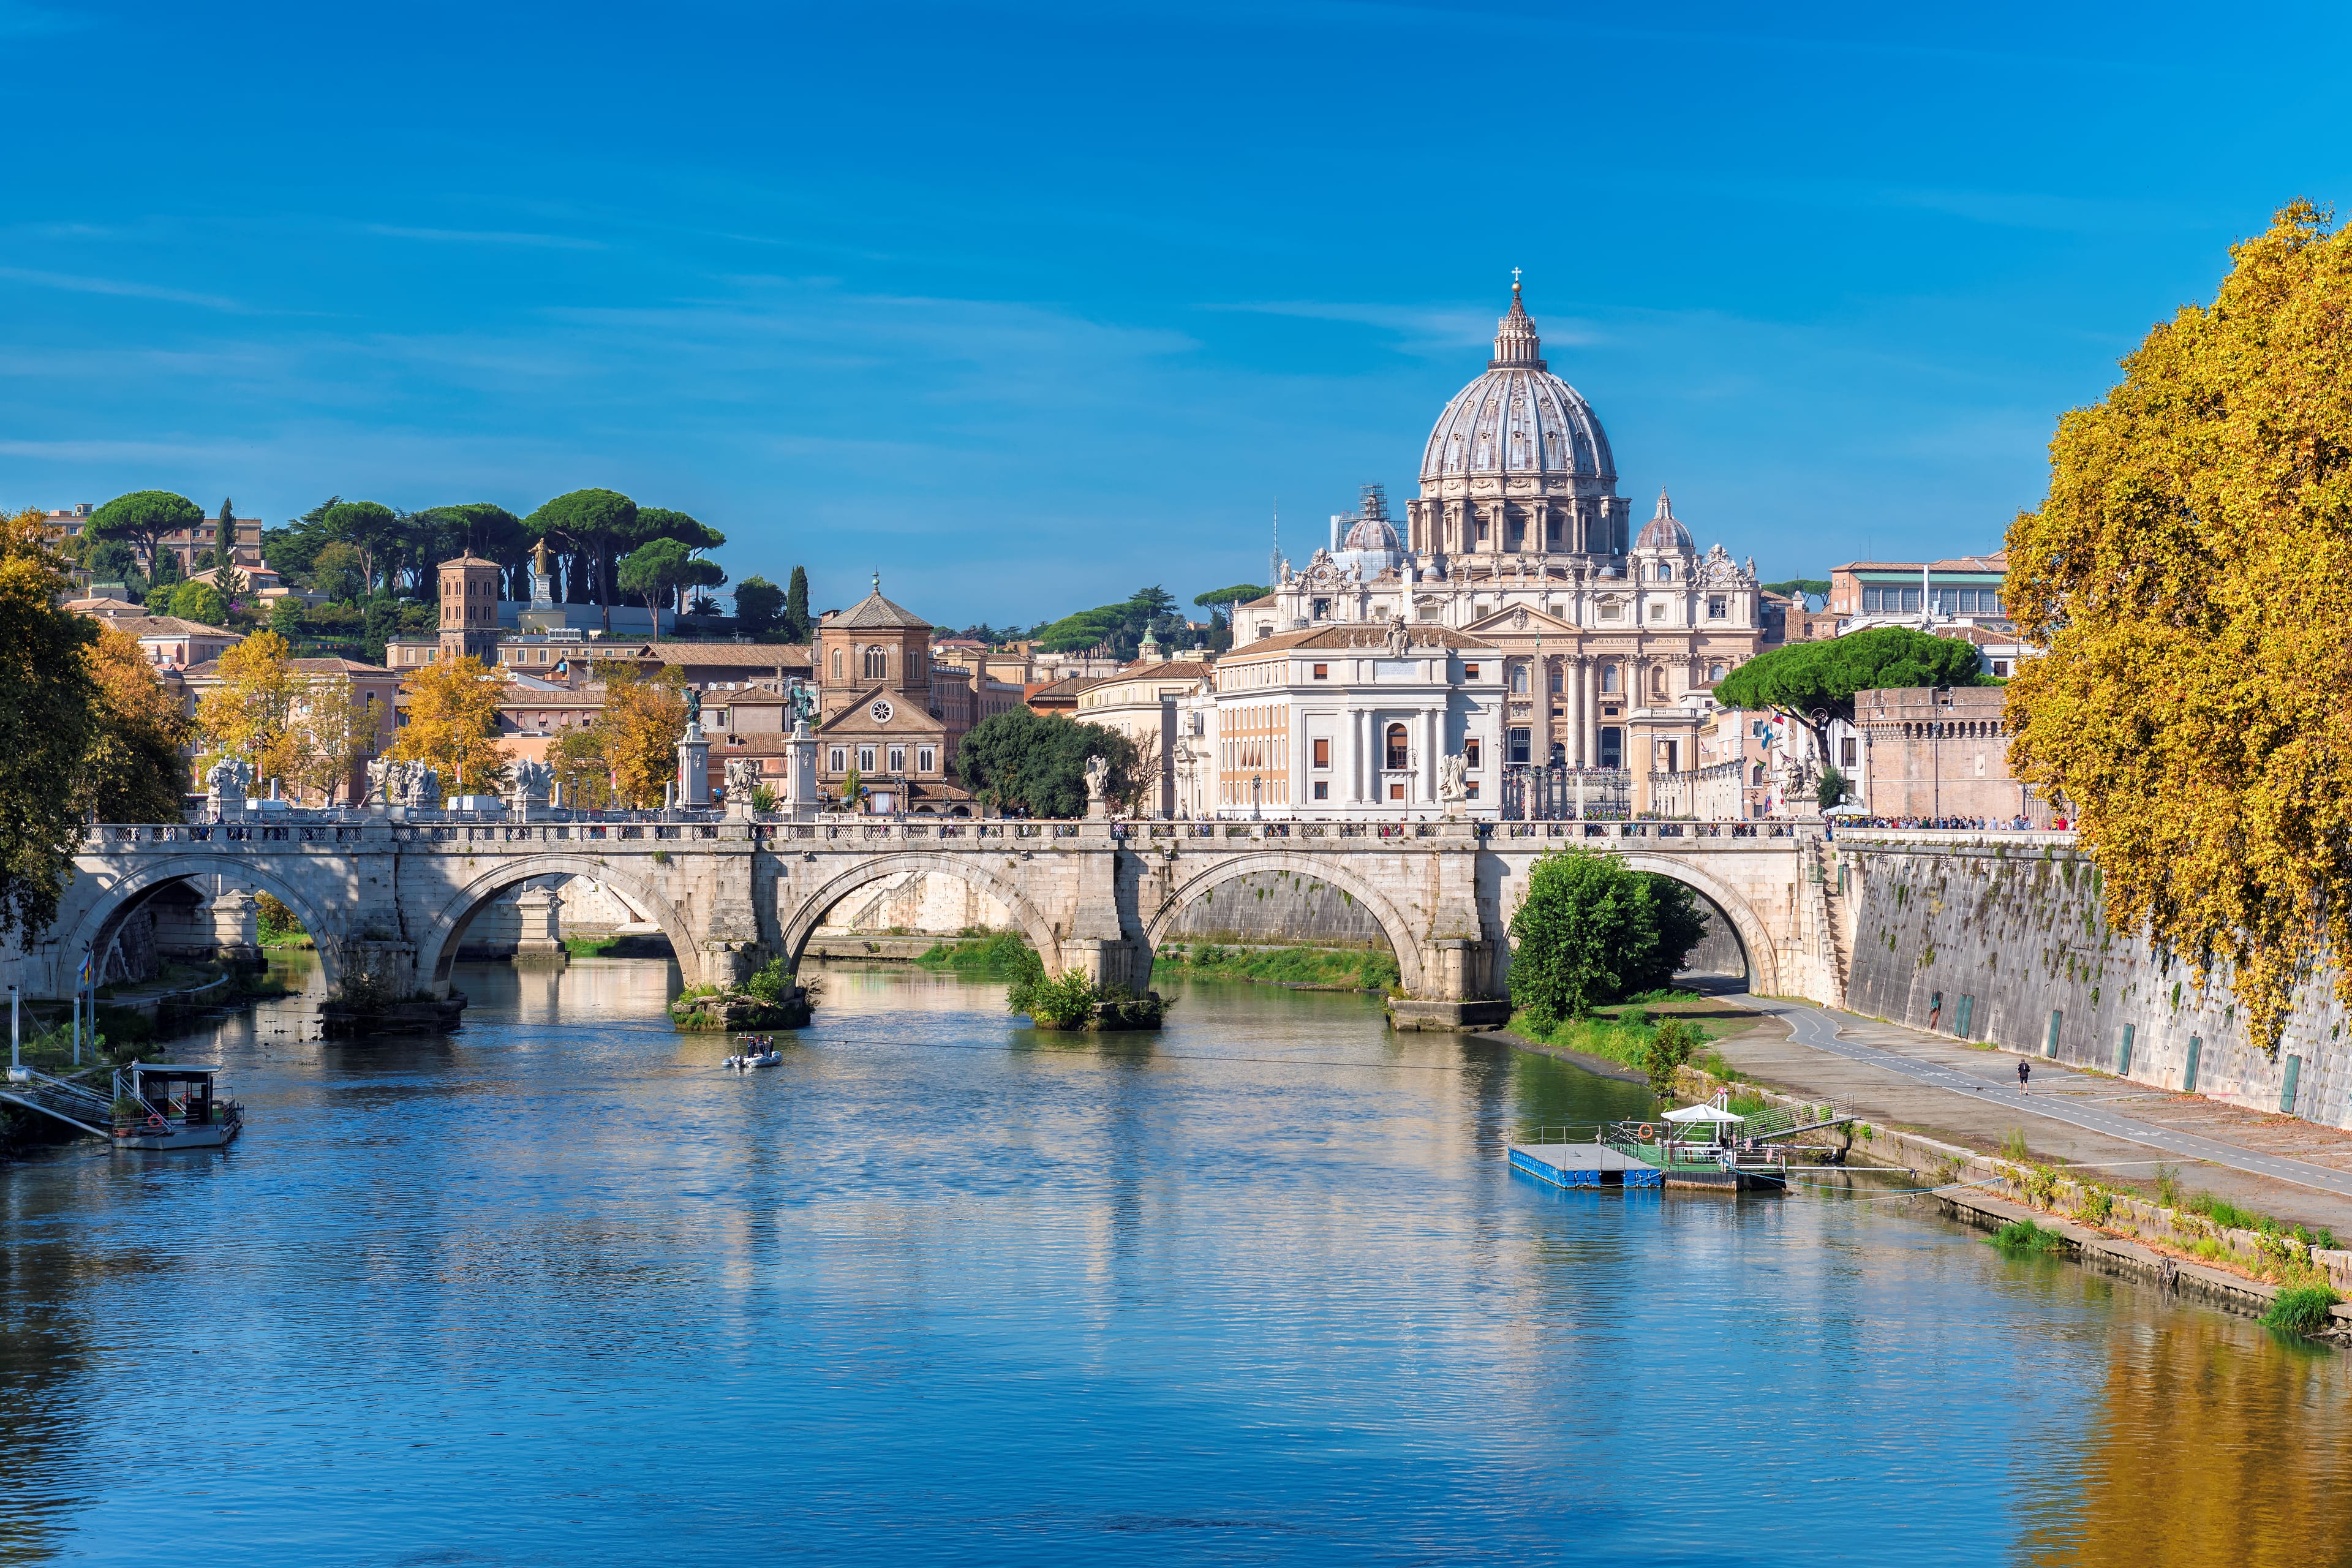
left=2018, top=1058, right=2032, bottom=1094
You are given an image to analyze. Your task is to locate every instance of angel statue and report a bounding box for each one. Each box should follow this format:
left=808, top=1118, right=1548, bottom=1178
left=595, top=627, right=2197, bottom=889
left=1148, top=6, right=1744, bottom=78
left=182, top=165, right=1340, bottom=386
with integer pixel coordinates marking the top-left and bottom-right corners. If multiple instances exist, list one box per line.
left=1439, top=752, right=1470, bottom=817
left=1083, top=754, right=1111, bottom=802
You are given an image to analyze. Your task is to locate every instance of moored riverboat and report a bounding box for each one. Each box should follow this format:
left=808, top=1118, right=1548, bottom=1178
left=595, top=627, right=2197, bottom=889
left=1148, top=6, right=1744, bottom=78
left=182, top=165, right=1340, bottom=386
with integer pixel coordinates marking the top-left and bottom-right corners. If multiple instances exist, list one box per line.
left=1510, top=1093, right=1846, bottom=1193
left=112, top=1060, right=244, bottom=1150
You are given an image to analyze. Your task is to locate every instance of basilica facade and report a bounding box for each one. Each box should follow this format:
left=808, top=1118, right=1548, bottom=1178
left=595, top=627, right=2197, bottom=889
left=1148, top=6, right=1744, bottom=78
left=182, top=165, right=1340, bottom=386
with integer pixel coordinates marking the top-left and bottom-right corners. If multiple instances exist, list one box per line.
left=1235, top=281, right=1766, bottom=785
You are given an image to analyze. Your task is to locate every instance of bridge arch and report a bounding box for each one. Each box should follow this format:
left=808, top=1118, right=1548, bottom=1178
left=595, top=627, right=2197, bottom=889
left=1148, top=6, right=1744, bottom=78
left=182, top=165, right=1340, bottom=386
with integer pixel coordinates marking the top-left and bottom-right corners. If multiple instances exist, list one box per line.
left=413, top=855, right=700, bottom=996
left=1144, top=851, right=1426, bottom=996
left=780, top=853, right=1066, bottom=976
left=49, top=853, right=348, bottom=998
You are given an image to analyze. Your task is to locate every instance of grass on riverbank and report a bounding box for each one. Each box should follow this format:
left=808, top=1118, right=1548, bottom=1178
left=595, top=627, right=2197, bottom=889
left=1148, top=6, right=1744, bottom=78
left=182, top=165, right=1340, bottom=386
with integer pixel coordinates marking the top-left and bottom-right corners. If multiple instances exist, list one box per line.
left=257, top=892, right=312, bottom=949
left=1506, top=992, right=1717, bottom=1073
left=2262, top=1284, right=2343, bottom=1335
left=1152, top=943, right=1400, bottom=993
left=914, top=931, right=1038, bottom=979
left=1991, top=1218, right=2068, bottom=1254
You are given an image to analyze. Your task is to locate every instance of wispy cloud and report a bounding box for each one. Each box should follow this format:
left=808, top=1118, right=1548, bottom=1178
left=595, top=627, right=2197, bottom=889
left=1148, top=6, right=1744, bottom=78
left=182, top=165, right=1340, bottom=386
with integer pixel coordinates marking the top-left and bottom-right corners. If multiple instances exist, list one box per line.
left=0, top=266, right=251, bottom=312
left=1203, top=297, right=1599, bottom=356
left=364, top=224, right=606, bottom=251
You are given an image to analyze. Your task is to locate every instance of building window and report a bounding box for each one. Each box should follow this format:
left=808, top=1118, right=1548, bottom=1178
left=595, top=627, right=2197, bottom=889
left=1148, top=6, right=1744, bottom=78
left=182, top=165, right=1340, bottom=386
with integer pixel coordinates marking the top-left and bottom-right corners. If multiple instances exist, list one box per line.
left=1656, top=562, right=1674, bottom=582
left=1649, top=601, right=1667, bottom=620
left=1311, top=598, right=1330, bottom=620
left=1389, top=782, right=1406, bottom=801
left=1465, top=780, right=1479, bottom=799
left=1313, top=738, right=1330, bottom=768
left=918, top=747, right=935, bottom=772
left=1465, top=738, right=1480, bottom=767
left=1599, top=602, right=1621, bottom=620
left=1992, top=659, right=2011, bottom=677
left=831, top=649, right=843, bottom=680
left=1708, top=597, right=1727, bottom=619
left=887, top=746, right=906, bottom=772
left=1507, top=727, right=1530, bottom=765
left=1841, top=737, right=1858, bottom=767
left=1313, top=781, right=1329, bottom=800
left=829, top=747, right=846, bottom=771
left=863, top=646, right=887, bottom=679
left=1601, top=665, right=1619, bottom=694
left=1549, top=666, right=1562, bottom=693
left=1475, top=520, right=1489, bottom=543
left=857, top=747, right=876, bottom=771
left=1510, top=664, right=1529, bottom=693
left=1384, top=723, right=1409, bottom=770
left=1464, top=663, right=1480, bottom=679
left=1312, top=663, right=1328, bottom=680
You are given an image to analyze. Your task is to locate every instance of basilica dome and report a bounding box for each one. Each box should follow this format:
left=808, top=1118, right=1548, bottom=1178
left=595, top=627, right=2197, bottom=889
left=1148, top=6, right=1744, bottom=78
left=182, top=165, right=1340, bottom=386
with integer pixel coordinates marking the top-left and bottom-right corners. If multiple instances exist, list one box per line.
left=1419, top=283, right=1616, bottom=492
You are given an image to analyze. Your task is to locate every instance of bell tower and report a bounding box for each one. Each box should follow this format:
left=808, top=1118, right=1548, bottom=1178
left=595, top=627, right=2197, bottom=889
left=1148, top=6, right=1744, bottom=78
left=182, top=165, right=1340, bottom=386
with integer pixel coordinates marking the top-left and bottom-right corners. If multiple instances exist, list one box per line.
left=439, top=554, right=503, bottom=663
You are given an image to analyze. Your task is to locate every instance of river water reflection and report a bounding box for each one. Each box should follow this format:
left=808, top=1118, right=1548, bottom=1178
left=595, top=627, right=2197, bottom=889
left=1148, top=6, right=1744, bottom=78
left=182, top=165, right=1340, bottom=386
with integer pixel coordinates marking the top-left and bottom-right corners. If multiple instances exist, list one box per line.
left=2, top=957, right=2347, bottom=1566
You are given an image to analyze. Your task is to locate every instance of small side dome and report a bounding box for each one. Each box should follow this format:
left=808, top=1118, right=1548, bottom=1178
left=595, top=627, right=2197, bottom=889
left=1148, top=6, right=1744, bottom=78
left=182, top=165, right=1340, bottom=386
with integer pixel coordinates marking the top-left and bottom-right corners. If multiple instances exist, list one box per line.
left=1635, top=488, right=1694, bottom=552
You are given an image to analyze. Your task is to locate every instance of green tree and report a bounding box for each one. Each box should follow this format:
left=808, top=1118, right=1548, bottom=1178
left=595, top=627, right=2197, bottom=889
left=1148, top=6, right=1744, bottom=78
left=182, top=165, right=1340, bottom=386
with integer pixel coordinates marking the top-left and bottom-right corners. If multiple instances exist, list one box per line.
left=1643, top=1018, right=1704, bottom=1099
left=734, top=575, right=784, bottom=638
left=309, top=541, right=368, bottom=602
left=2005, top=199, right=2352, bottom=1051
left=0, top=508, right=100, bottom=940
left=168, top=579, right=229, bottom=627
left=525, top=488, right=638, bottom=631
left=321, top=500, right=401, bottom=595
left=954, top=710, right=1137, bottom=818
left=262, top=496, right=339, bottom=580
left=90, top=490, right=203, bottom=580
left=1760, top=578, right=1830, bottom=604
left=1506, top=848, right=1707, bottom=1028
left=83, top=538, right=145, bottom=596
left=206, top=496, right=236, bottom=573
left=1816, top=764, right=1849, bottom=812
left=1193, top=584, right=1270, bottom=608
left=1714, top=625, right=1987, bottom=763
left=785, top=565, right=811, bottom=642
left=269, top=595, right=306, bottom=638
left=619, top=538, right=693, bottom=619
left=418, top=503, right=527, bottom=596
left=1129, top=584, right=1176, bottom=616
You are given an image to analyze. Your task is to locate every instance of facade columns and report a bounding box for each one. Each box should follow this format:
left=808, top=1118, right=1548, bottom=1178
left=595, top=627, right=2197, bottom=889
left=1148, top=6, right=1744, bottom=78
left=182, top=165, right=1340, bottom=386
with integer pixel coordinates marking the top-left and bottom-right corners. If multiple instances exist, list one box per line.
left=1421, top=707, right=1439, bottom=804
left=1581, top=658, right=1599, bottom=767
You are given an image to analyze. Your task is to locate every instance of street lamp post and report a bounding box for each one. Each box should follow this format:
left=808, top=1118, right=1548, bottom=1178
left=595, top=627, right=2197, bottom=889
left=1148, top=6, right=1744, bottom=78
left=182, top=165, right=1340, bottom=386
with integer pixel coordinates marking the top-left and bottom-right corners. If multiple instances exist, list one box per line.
left=1250, top=774, right=1262, bottom=821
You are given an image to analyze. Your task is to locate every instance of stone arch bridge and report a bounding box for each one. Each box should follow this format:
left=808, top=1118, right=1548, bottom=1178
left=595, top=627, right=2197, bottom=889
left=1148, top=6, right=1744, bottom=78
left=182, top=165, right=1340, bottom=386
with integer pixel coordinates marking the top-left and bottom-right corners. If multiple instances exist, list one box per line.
left=26, top=818, right=1841, bottom=1026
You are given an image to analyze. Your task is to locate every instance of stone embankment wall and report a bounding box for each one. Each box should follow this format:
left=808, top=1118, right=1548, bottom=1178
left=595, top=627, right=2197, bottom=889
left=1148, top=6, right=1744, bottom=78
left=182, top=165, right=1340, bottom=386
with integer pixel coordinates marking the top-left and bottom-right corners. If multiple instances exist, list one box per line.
left=1681, top=908, right=1746, bottom=978
left=1837, top=834, right=2343, bottom=1130
left=1162, top=870, right=1391, bottom=949
left=810, top=870, right=1013, bottom=940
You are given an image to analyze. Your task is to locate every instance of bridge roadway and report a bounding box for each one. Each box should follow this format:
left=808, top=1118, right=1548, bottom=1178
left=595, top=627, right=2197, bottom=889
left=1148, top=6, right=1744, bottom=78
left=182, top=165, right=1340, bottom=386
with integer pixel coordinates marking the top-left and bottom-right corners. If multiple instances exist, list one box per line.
left=26, top=816, right=1832, bottom=1025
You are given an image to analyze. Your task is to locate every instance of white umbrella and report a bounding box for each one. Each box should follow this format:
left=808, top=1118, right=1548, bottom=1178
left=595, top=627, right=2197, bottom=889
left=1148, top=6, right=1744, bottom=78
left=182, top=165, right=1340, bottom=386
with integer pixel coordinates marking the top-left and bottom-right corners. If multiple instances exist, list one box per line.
left=1661, top=1103, right=1746, bottom=1125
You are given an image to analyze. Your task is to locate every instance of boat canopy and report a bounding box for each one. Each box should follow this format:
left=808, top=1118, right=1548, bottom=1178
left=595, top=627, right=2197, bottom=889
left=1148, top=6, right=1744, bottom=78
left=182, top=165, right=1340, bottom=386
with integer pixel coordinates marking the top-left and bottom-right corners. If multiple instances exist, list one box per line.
left=1662, top=1103, right=1746, bottom=1125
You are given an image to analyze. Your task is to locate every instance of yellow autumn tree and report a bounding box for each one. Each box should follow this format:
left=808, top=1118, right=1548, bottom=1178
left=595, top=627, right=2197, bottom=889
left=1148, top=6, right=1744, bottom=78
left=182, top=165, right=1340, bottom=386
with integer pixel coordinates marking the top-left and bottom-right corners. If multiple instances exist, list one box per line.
left=285, top=677, right=382, bottom=805
left=389, top=654, right=509, bottom=793
left=2007, top=198, right=2352, bottom=1052
left=595, top=665, right=688, bottom=807
left=80, top=620, right=195, bottom=822
left=196, top=628, right=300, bottom=785
left=0, top=505, right=100, bottom=938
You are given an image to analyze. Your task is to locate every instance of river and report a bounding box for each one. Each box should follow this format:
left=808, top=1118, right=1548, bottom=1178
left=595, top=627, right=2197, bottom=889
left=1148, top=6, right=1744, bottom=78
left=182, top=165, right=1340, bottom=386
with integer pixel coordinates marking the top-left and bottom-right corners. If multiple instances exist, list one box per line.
left=2, top=956, right=2347, bottom=1566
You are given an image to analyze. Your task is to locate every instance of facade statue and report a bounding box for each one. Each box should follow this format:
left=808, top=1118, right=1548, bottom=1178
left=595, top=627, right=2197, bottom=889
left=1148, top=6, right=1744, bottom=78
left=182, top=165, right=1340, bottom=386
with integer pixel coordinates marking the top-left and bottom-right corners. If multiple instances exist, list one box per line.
left=1385, top=613, right=1411, bottom=660
left=406, top=763, right=442, bottom=809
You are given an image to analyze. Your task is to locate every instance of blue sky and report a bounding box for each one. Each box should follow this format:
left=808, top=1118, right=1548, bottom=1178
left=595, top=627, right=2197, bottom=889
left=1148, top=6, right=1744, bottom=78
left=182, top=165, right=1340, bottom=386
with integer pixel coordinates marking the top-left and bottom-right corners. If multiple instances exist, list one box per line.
left=5, top=1, right=2347, bottom=624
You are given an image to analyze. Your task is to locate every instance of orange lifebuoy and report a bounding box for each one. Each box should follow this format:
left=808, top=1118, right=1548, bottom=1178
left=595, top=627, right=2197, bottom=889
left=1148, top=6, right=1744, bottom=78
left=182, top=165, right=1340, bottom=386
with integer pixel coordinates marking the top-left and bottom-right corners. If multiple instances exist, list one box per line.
left=1637, top=1122, right=1657, bottom=1142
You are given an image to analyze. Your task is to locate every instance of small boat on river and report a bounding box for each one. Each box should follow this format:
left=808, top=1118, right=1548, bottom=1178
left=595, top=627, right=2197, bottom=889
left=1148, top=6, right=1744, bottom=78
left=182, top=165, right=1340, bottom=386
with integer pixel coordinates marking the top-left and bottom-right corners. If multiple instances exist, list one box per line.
left=1509, top=1092, right=1849, bottom=1193
left=726, top=1037, right=783, bottom=1071
left=111, top=1061, right=244, bottom=1150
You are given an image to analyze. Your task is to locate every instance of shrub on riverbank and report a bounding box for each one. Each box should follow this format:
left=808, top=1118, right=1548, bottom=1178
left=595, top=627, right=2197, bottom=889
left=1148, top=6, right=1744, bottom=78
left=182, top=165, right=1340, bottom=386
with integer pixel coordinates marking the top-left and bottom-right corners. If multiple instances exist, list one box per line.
left=2261, top=1284, right=2342, bottom=1335
left=256, top=892, right=309, bottom=948
left=1991, top=1219, right=2067, bottom=1254
left=1153, top=942, right=1400, bottom=993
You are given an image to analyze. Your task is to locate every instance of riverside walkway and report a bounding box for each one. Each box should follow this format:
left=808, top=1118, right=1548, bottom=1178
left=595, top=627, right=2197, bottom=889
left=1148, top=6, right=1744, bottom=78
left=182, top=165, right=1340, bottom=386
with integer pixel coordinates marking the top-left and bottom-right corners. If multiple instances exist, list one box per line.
left=1721, top=991, right=2352, bottom=1234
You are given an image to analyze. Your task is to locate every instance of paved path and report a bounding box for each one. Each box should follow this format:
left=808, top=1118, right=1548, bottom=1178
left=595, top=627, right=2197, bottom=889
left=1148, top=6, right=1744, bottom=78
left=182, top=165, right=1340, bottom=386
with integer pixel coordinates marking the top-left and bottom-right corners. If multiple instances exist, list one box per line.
left=1740, top=995, right=2352, bottom=1201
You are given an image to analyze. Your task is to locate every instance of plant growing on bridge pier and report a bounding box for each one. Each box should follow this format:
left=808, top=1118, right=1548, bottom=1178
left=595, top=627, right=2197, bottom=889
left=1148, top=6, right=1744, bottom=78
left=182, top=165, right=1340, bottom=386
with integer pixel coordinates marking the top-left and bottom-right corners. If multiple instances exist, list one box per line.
left=2007, top=201, right=2352, bottom=1055
left=1507, top=848, right=1708, bottom=1027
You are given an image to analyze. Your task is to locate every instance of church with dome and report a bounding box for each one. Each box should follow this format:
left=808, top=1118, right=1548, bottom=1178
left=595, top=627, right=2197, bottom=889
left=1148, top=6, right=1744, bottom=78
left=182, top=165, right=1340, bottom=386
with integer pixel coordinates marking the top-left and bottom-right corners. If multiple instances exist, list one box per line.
left=1237, top=280, right=1768, bottom=789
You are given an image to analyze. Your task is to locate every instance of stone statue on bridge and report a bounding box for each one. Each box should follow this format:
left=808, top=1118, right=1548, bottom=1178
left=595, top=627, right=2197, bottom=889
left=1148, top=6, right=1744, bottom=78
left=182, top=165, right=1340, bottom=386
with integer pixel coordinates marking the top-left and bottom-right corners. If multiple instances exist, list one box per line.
left=724, top=757, right=763, bottom=815
left=1439, top=752, right=1469, bottom=818
left=508, top=758, right=554, bottom=814
left=406, top=763, right=442, bottom=810
left=1083, top=754, right=1111, bottom=819
left=205, top=755, right=250, bottom=817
